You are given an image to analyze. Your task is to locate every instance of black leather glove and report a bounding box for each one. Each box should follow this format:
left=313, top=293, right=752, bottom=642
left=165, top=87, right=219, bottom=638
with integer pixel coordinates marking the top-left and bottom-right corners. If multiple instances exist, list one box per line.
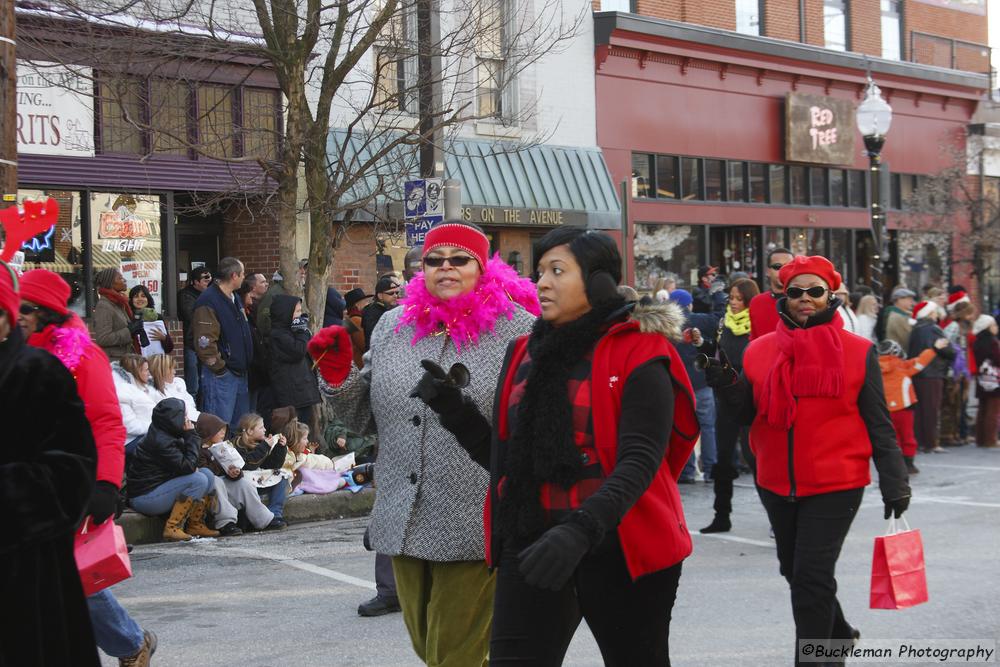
left=127, top=317, right=144, bottom=336
left=89, top=481, right=120, bottom=525
left=884, top=495, right=910, bottom=520
left=703, top=358, right=737, bottom=388
left=518, top=522, right=592, bottom=591
left=409, top=360, right=469, bottom=415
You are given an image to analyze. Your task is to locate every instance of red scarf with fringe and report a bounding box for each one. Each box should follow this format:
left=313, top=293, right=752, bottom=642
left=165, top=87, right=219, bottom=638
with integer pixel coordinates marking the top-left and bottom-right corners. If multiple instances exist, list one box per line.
left=757, top=310, right=845, bottom=429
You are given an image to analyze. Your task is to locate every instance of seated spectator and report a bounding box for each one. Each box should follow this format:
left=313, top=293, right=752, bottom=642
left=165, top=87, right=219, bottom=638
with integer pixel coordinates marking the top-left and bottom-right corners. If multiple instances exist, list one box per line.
left=195, top=413, right=278, bottom=533
left=231, top=413, right=291, bottom=530
left=126, top=398, right=220, bottom=541
left=148, top=353, right=199, bottom=421
left=111, top=353, right=158, bottom=456
left=269, top=294, right=322, bottom=427
left=129, top=284, right=173, bottom=357
left=283, top=419, right=336, bottom=471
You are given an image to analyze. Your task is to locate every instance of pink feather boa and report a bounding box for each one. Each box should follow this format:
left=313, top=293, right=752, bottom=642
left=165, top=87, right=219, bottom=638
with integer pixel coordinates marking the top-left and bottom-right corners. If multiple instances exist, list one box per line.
left=395, top=254, right=540, bottom=352
left=28, top=314, right=92, bottom=374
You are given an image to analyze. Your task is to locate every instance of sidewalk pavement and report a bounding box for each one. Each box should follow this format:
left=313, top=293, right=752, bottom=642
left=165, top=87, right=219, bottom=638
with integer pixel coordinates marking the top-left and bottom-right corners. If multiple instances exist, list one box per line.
left=119, top=488, right=376, bottom=544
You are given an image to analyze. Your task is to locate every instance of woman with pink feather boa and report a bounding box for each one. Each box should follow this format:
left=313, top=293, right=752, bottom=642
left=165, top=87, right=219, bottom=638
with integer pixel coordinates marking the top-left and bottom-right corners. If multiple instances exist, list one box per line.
left=309, top=222, right=538, bottom=667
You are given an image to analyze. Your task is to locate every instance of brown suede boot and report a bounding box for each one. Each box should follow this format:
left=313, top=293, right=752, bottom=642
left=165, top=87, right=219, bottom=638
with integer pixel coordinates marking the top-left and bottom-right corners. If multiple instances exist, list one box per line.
left=162, top=496, right=194, bottom=542
left=186, top=497, right=220, bottom=538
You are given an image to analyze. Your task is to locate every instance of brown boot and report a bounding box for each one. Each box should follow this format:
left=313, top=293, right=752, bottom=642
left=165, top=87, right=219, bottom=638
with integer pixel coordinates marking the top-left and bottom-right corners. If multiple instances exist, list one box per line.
left=186, top=497, right=220, bottom=538
left=162, top=496, right=194, bottom=542
left=119, top=629, right=156, bottom=667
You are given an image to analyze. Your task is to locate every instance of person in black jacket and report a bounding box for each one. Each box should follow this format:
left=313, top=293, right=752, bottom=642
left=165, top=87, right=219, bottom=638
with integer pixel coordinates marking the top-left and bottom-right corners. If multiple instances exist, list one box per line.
left=231, top=413, right=290, bottom=530
left=127, top=398, right=220, bottom=542
left=701, top=277, right=760, bottom=533
left=361, top=275, right=400, bottom=351
left=668, top=288, right=719, bottom=483
left=0, top=261, right=101, bottom=667
left=178, top=267, right=212, bottom=399
left=269, top=294, right=322, bottom=427
left=907, top=301, right=956, bottom=454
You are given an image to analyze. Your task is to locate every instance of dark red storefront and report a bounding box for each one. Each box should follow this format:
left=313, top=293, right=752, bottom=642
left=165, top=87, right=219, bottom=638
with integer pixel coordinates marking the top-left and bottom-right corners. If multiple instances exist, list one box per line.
left=593, top=12, right=989, bottom=295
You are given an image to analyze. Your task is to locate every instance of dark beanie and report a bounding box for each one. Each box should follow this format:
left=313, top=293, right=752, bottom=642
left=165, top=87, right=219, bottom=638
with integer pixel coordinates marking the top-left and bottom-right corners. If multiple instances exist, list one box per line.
left=195, top=412, right=227, bottom=441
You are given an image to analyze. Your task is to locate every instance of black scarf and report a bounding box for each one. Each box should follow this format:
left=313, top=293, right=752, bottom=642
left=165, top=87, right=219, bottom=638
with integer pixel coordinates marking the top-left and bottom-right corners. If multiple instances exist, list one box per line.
left=496, top=298, right=627, bottom=544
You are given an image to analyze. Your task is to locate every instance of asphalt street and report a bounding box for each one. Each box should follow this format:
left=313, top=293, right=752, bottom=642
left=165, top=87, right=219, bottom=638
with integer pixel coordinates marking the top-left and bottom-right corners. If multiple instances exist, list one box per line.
left=100, top=445, right=1000, bottom=667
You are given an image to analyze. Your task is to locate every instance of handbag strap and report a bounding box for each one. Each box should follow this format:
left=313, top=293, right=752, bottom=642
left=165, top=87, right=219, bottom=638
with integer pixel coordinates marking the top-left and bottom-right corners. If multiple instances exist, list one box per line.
left=79, top=516, right=90, bottom=535
left=886, top=515, right=912, bottom=535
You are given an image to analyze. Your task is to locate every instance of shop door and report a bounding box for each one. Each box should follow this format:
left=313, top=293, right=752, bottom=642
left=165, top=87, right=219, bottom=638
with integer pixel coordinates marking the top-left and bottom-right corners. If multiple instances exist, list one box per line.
left=175, top=213, right=221, bottom=295
left=708, top=226, right=760, bottom=284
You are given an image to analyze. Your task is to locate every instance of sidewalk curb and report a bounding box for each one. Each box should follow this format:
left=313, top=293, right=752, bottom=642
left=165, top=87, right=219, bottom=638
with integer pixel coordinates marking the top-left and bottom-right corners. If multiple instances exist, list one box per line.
left=119, top=488, right=375, bottom=545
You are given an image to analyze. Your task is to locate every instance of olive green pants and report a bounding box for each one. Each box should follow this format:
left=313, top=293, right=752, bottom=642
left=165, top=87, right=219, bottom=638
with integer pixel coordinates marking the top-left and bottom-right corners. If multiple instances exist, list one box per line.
left=392, top=555, right=495, bottom=667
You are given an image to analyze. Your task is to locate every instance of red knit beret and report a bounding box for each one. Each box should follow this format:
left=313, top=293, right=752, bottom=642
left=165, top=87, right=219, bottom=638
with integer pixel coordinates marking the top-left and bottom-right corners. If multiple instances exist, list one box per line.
left=0, top=261, right=18, bottom=326
left=778, top=255, right=842, bottom=292
left=422, top=223, right=490, bottom=269
left=19, top=269, right=70, bottom=315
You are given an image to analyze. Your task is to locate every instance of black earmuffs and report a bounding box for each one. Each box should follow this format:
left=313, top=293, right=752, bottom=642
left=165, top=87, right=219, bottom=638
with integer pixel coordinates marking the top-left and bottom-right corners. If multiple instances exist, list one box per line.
left=586, top=269, right=619, bottom=305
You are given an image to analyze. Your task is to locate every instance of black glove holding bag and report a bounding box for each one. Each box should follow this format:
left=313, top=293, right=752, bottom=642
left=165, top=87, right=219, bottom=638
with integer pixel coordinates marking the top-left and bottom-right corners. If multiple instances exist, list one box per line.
left=517, top=509, right=604, bottom=591
left=883, top=495, right=910, bottom=520
left=89, top=481, right=121, bottom=525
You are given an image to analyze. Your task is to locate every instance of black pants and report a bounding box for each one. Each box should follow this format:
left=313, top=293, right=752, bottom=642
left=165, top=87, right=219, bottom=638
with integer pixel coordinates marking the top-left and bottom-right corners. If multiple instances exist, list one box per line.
left=758, top=487, right=863, bottom=666
left=711, top=411, right=755, bottom=516
left=490, top=537, right=682, bottom=666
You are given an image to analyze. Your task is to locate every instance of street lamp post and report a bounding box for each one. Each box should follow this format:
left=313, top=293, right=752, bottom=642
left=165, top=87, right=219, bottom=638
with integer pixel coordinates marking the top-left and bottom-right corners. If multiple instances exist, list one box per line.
left=856, top=77, right=893, bottom=304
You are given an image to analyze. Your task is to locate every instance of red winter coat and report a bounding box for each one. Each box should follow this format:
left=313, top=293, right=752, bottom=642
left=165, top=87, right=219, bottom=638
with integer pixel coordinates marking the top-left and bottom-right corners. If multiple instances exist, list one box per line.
left=28, top=317, right=127, bottom=487
left=487, top=316, right=700, bottom=580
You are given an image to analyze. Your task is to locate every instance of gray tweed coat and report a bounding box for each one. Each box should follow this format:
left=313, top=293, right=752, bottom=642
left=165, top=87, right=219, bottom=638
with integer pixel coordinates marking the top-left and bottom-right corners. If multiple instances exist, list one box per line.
left=320, top=304, right=535, bottom=561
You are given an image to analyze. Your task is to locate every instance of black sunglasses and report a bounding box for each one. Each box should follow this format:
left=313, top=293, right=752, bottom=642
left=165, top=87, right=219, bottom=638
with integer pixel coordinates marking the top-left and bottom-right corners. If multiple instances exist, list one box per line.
left=19, top=303, right=40, bottom=315
left=786, top=286, right=828, bottom=300
left=423, top=255, right=474, bottom=268
left=768, top=263, right=786, bottom=271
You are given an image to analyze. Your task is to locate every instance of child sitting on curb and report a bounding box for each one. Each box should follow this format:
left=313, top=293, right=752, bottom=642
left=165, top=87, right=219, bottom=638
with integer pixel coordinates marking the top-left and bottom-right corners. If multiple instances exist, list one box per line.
left=231, top=413, right=290, bottom=530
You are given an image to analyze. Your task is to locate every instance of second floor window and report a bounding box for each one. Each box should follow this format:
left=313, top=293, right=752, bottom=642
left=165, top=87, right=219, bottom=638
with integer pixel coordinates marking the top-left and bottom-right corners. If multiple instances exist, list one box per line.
left=824, top=0, right=848, bottom=51
left=477, top=0, right=515, bottom=122
left=881, top=0, right=902, bottom=61
left=735, top=0, right=762, bottom=36
left=599, top=0, right=633, bottom=10
left=374, top=7, right=418, bottom=114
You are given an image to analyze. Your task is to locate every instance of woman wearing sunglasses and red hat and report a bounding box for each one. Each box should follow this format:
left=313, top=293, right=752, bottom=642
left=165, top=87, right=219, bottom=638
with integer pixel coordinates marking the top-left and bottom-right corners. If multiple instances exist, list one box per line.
left=706, top=255, right=911, bottom=665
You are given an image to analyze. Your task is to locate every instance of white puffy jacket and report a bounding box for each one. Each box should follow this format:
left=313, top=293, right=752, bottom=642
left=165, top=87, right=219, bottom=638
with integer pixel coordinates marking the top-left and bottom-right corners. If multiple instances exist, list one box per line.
left=111, top=364, right=157, bottom=441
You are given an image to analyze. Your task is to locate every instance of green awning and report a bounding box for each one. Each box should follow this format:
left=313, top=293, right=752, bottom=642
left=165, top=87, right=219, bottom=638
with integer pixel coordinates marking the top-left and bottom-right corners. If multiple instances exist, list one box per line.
left=327, top=131, right=621, bottom=228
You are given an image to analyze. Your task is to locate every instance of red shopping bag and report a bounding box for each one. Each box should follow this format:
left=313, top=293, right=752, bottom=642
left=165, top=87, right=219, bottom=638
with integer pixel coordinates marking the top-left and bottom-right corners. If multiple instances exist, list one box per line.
left=870, top=516, right=928, bottom=609
left=75, top=517, right=132, bottom=596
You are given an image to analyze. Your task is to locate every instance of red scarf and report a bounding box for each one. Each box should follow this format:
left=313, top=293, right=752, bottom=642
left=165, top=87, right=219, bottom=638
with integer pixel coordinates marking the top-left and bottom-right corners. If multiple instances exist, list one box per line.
left=757, top=310, right=845, bottom=429
left=98, top=287, right=140, bottom=353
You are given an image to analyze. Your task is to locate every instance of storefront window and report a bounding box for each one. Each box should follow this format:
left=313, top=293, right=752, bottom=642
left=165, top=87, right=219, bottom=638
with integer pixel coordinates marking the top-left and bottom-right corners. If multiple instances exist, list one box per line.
left=631, top=153, right=652, bottom=198
left=13, top=189, right=86, bottom=317
left=91, top=193, right=164, bottom=310
left=830, top=169, right=845, bottom=207
left=681, top=158, right=701, bottom=200
left=749, top=163, right=767, bottom=203
left=634, top=223, right=700, bottom=290
left=898, top=231, right=950, bottom=292
left=769, top=165, right=787, bottom=204
left=790, top=166, right=808, bottom=206
left=727, top=161, right=746, bottom=203
left=705, top=160, right=724, bottom=201
left=848, top=170, right=866, bottom=208
left=810, top=168, right=828, bottom=206
left=790, top=227, right=825, bottom=257
left=899, top=174, right=915, bottom=209
left=830, top=229, right=850, bottom=285
left=656, top=155, right=679, bottom=199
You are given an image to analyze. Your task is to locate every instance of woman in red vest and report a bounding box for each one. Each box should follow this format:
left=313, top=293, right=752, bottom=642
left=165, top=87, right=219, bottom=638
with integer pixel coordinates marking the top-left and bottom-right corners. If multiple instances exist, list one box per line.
left=706, top=255, right=911, bottom=665
left=412, top=228, right=700, bottom=665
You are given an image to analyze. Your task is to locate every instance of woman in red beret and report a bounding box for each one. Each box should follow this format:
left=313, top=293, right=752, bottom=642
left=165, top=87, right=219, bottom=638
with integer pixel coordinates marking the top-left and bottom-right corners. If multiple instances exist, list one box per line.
left=706, top=255, right=911, bottom=664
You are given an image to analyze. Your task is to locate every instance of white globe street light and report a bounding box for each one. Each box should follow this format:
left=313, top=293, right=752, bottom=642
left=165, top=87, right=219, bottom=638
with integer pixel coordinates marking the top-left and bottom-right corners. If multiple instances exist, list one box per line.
left=855, top=76, right=893, bottom=303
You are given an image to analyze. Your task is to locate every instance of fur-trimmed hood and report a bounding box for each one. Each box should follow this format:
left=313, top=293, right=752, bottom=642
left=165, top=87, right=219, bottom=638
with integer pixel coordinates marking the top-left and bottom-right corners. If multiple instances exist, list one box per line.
left=629, top=301, right=686, bottom=343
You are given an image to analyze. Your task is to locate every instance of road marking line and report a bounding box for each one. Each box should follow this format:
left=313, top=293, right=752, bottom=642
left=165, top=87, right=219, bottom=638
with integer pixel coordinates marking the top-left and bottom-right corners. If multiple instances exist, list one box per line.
left=918, top=463, right=1000, bottom=472
left=912, top=497, right=1000, bottom=509
left=689, top=529, right=774, bottom=548
left=215, top=546, right=377, bottom=590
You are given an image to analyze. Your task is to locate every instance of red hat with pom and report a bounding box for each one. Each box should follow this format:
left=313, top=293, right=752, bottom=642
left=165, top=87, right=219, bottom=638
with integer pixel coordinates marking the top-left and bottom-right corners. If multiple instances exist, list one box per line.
left=913, top=301, right=938, bottom=321
left=777, top=255, right=842, bottom=292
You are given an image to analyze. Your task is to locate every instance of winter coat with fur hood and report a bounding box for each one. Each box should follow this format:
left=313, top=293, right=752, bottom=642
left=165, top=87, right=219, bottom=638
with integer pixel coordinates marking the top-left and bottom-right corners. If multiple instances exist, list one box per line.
left=320, top=303, right=535, bottom=562
left=127, top=398, right=201, bottom=499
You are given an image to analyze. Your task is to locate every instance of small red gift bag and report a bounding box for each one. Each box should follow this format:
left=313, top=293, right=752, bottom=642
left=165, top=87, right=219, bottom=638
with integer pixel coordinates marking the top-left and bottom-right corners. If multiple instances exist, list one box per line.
left=870, top=516, right=928, bottom=609
left=75, top=517, right=133, bottom=596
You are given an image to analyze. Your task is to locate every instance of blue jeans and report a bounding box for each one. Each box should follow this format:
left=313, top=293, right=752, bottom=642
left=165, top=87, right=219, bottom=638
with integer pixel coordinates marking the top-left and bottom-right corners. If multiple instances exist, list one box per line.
left=258, top=479, right=289, bottom=519
left=130, top=469, right=215, bottom=516
left=682, top=386, right=718, bottom=480
left=184, top=347, right=200, bottom=398
left=200, top=366, right=249, bottom=432
left=87, top=589, right=144, bottom=658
